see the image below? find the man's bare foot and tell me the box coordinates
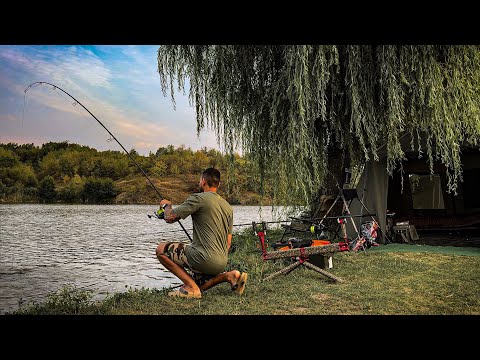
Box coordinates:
[168,286,202,298]
[231,272,248,295]
[227,270,241,287]
[182,284,202,298]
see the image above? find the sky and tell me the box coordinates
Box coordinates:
[0,45,220,155]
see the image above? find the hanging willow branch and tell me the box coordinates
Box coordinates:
[157,45,480,206]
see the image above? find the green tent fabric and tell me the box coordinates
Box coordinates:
[342,131,480,243]
[344,132,414,243]
[345,159,389,243]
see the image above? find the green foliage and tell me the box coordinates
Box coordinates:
[22,186,38,200]
[91,156,129,179]
[0,180,6,197]
[14,285,95,315]
[0,141,267,204]
[0,162,38,190]
[38,152,61,180]
[157,45,480,206]
[38,175,56,203]
[0,143,41,166]
[58,175,84,203]
[151,159,168,176]
[0,148,38,200]
[82,177,119,203]
[38,141,71,157]
[0,147,20,168]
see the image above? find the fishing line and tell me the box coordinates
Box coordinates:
[24,81,192,241]
[22,83,42,138]
[22,91,26,130]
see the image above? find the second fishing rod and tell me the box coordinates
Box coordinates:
[25,81,192,241]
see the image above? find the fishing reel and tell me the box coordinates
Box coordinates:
[148,204,168,220]
[309,223,326,234]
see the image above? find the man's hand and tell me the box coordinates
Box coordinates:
[160,199,172,207]
[159,199,180,223]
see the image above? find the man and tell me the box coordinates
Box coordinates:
[155,167,248,299]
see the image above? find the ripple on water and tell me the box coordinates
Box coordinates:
[0,203,297,313]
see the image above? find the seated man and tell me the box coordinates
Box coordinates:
[155,167,248,298]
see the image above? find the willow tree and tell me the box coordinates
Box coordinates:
[157,45,480,214]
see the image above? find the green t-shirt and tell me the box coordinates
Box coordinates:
[173,191,233,274]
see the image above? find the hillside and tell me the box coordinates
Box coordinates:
[113,174,270,205]
[0,142,275,206]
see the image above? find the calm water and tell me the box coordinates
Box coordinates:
[0,204,297,314]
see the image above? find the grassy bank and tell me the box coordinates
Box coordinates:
[11,229,480,315]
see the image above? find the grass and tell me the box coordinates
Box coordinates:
[10,229,480,315]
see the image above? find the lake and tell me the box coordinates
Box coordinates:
[0,203,299,314]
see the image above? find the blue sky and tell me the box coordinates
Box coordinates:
[0,45,219,155]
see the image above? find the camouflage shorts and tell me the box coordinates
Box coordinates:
[161,242,217,287]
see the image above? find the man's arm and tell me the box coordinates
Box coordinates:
[160,200,181,223]
[227,233,232,251]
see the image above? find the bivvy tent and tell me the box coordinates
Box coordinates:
[345,133,480,243]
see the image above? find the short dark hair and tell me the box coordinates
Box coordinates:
[202,167,220,187]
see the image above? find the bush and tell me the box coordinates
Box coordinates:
[82,177,119,203]
[38,176,56,203]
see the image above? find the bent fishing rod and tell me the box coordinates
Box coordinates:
[24,81,192,241]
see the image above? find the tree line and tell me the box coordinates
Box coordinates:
[0,141,272,205]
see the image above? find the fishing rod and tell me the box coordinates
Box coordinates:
[24,81,192,242]
[148,219,291,233]
[233,220,290,227]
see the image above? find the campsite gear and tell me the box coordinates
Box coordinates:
[270,237,313,250]
[361,221,380,247]
[315,188,387,252]
[252,222,346,283]
[345,136,480,242]
[24,82,192,242]
[336,217,366,252]
[271,237,334,268]
[278,217,327,243]
[344,167,352,185]
[392,224,419,243]
[386,211,396,241]
[253,221,269,254]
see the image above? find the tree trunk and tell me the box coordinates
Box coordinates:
[310,146,351,219]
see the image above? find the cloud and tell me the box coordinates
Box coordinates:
[61,46,113,88]
[0,114,16,122]
[114,118,170,140]
[0,46,112,90]
[116,45,160,88]
[0,45,223,155]
[0,134,51,145]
